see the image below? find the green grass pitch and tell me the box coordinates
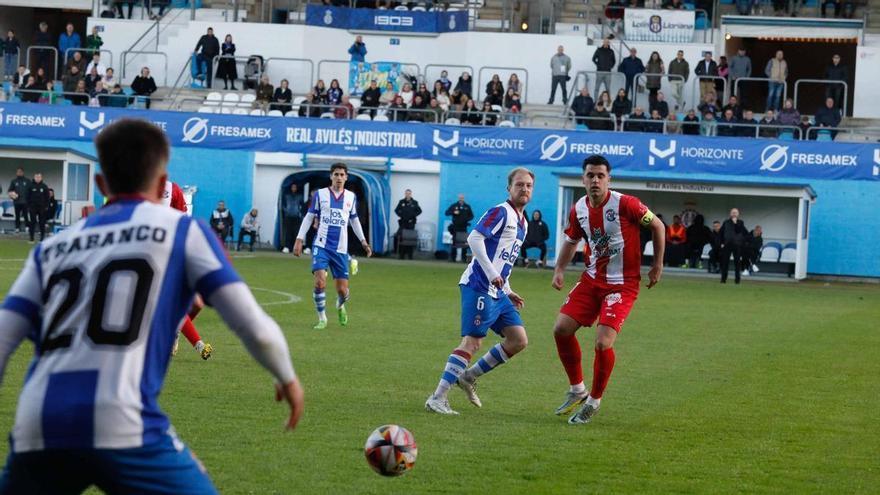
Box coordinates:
[0,240,877,494]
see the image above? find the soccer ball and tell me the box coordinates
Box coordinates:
[364,424,417,477]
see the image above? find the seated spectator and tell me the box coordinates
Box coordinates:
[700,112,716,136]
[313,79,328,104]
[62,64,83,94]
[814,97,841,135]
[666,215,688,267]
[416,83,431,106]
[588,102,614,130]
[450,89,464,107]
[335,95,354,119]
[454,72,473,99]
[427,98,444,123]
[379,82,396,106]
[666,113,680,134]
[777,98,800,127]
[85,52,106,77]
[435,70,452,93]
[237,208,260,252]
[34,67,47,87]
[485,74,504,106]
[297,91,322,118]
[102,68,117,91]
[626,106,647,132]
[681,109,700,135]
[255,75,274,109]
[650,91,669,119]
[432,80,445,99]
[739,109,758,137]
[399,83,414,106]
[520,210,549,267]
[571,87,595,126]
[66,51,86,76]
[360,80,381,116]
[697,92,719,118]
[508,74,522,95]
[12,65,29,88]
[722,95,743,120]
[131,66,157,109]
[69,79,89,105]
[385,95,406,122]
[646,109,664,133]
[436,89,451,111]
[91,81,108,104]
[210,201,233,242]
[481,100,498,126]
[686,214,711,269]
[742,225,763,274]
[716,109,739,137]
[327,79,343,106]
[19,76,40,103]
[597,90,612,111]
[102,83,128,107]
[271,78,293,114]
[460,99,482,125]
[506,92,522,115]
[611,89,632,123]
[409,95,428,122]
[799,115,812,140]
[38,81,57,104]
[758,110,779,138]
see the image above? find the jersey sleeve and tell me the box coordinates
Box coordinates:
[349,195,358,219]
[563,205,585,243]
[170,183,187,213]
[307,191,320,215]
[0,246,43,330]
[474,206,506,238]
[185,218,242,299]
[622,195,654,228]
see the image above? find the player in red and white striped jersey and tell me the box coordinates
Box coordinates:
[551,155,666,425]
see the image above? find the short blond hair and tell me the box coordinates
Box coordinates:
[507,167,535,186]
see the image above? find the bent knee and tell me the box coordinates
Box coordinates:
[506,337,528,355]
[594,338,615,351]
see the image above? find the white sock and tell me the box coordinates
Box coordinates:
[195,341,205,352]
[570,382,586,394]
[586,395,601,408]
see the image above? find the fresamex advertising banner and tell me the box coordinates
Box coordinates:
[348,61,404,97]
[306,5,468,33]
[624,8,695,42]
[1,103,878,182]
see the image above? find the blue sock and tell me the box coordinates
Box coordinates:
[467,343,510,378]
[313,288,326,319]
[432,350,471,399]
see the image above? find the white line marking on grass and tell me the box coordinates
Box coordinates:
[252,287,302,306]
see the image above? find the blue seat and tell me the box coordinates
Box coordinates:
[779,130,795,140]
[816,129,833,141]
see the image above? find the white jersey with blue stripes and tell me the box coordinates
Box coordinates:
[307,188,358,254]
[2,198,239,453]
[459,201,527,299]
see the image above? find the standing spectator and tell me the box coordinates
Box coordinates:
[521,210,549,267]
[686,214,711,269]
[644,51,664,108]
[348,35,367,62]
[824,54,847,110]
[131,66,157,109]
[758,109,780,138]
[485,74,504,106]
[667,50,689,111]
[194,27,220,88]
[764,50,787,111]
[694,51,718,102]
[738,109,758,137]
[548,45,572,105]
[445,194,474,262]
[327,79,343,106]
[716,109,739,137]
[742,225,763,275]
[62,64,83,94]
[237,208,260,252]
[394,189,422,260]
[85,52,106,77]
[715,56,729,104]
[25,173,50,243]
[114,0,134,18]
[665,215,687,267]
[33,22,52,76]
[777,98,800,127]
[592,38,616,97]
[507,73,522,95]
[435,70,452,93]
[210,200,233,243]
[281,183,304,253]
[617,48,644,99]
[3,30,20,81]
[728,48,752,97]
[8,168,30,232]
[651,91,670,118]
[216,34,238,90]
[360,80,381,117]
[611,88,632,123]
[46,188,59,228]
[454,71,473,99]
[255,74,274,110]
[681,109,700,135]
[571,87,595,126]
[707,220,722,273]
[149,0,171,19]
[722,95,743,120]
[58,23,81,77]
[66,50,86,76]
[588,101,613,130]
[814,97,841,137]
[719,208,747,284]
[85,26,103,52]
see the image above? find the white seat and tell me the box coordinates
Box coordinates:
[779,247,797,263]
[205,92,222,105]
[320,112,335,119]
[701,243,712,260]
[349,97,362,110]
[285,112,299,117]
[222,93,240,106]
[267,110,283,117]
[293,96,307,105]
[355,113,373,121]
[643,241,654,257]
[197,106,215,113]
[394,5,409,9]
[411,5,426,10]
[249,109,264,116]
[760,246,781,263]
[232,108,248,115]
[373,115,389,122]
[444,118,461,125]
[219,107,233,114]
[491,104,503,112]
[239,93,256,106]
[498,120,515,127]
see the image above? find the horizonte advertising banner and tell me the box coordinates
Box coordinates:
[1,103,878,181]
[624,8,695,42]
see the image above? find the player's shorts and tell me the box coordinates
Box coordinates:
[0,434,217,495]
[459,285,524,338]
[311,246,349,280]
[559,274,639,332]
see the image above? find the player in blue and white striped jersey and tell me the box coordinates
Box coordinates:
[293,163,372,330]
[0,119,304,495]
[425,168,534,416]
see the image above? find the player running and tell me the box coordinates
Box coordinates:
[294,163,372,329]
[163,179,213,360]
[425,167,533,415]
[0,119,304,494]
[552,155,665,425]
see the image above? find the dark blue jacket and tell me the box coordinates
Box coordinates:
[617,56,645,83]
[348,42,367,62]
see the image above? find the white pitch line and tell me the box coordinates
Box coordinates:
[251,287,302,306]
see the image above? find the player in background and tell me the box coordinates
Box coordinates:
[163,180,213,360]
[0,119,304,494]
[552,155,665,425]
[425,168,533,415]
[293,163,372,329]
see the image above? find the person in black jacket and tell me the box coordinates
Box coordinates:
[453,72,473,99]
[681,109,700,135]
[131,67,157,109]
[46,188,59,229]
[394,189,422,260]
[592,38,616,96]
[193,27,220,88]
[707,220,722,273]
[694,52,718,102]
[216,34,237,90]
[571,87,595,126]
[824,56,847,110]
[521,209,550,267]
[814,97,841,138]
[686,214,711,268]
[359,80,381,117]
[281,182,304,253]
[25,173,50,243]
[8,168,30,232]
[719,208,748,284]
[445,194,474,262]
[210,200,233,243]
[742,225,763,274]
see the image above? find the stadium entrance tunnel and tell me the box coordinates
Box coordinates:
[274,168,390,256]
[554,175,816,279]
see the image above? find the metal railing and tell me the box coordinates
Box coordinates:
[443,108,517,126]
[793,79,848,117]
[632,73,686,113]
[423,64,475,91]
[566,70,627,115]
[554,112,618,131]
[12,87,162,108]
[477,66,528,103]
[121,51,169,86]
[375,107,442,123]
[64,48,114,70]
[25,46,59,80]
[692,74,728,106]
[734,77,787,112]
[262,57,316,93]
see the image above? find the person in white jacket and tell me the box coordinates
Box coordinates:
[237,208,260,251]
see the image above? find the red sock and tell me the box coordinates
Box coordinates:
[554,333,583,385]
[180,316,201,347]
[590,347,616,399]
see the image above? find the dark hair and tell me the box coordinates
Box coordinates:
[95,119,169,195]
[330,162,348,174]
[582,154,611,172]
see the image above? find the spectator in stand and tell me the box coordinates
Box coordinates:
[348,35,367,62]
[298,91,322,118]
[506,92,522,120]
[255,74,274,110]
[90,81,107,105]
[571,87,595,126]
[313,79,328,106]
[388,95,408,122]
[697,91,719,118]
[719,208,747,284]
[758,109,779,138]
[777,98,800,128]
[85,52,106,77]
[651,90,670,118]
[103,67,117,87]
[25,173,51,243]
[427,98,444,123]
[66,51,87,77]
[12,65,28,88]
[194,27,220,88]
[666,113,680,134]
[815,97,841,137]
[695,51,718,102]
[460,98,481,125]
[728,48,751,97]
[360,80,381,117]
[69,79,89,105]
[33,22,52,76]
[454,71,473,99]
[62,64,83,94]
[824,54,847,110]
[58,23,81,77]
[398,82,414,106]
[416,82,431,106]
[481,100,498,126]
[598,90,612,110]
[19,76,39,103]
[508,74,522,95]
[646,110,664,133]
[716,109,739,137]
[821,0,846,17]
[503,88,518,110]
[548,45,572,105]
[666,215,687,267]
[764,50,787,111]
[271,78,292,114]
[85,27,103,52]
[722,95,743,120]
[617,47,644,99]
[131,66,157,109]
[149,0,171,19]
[46,188,59,228]
[435,70,452,93]
[104,83,128,108]
[739,109,758,137]
[686,214,710,269]
[39,81,57,104]
[335,95,354,119]
[626,106,647,132]
[445,194,474,262]
[84,65,100,94]
[379,81,395,106]
[394,189,422,260]
[114,0,134,18]
[216,34,238,90]
[716,56,728,104]
[742,225,763,275]
[645,51,664,108]
[432,80,445,99]
[3,30,20,81]
[437,88,451,111]
[34,67,47,87]
[664,0,686,8]
[611,88,632,124]
[681,109,700,135]
[700,112,717,136]
[327,79,343,106]
[592,38,616,97]
[799,115,812,139]
[589,101,613,130]
[210,201,233,243]
[281,183,304,253]
[410,95,429,122]
[667,50,689,111]
[485,74,504,106]
[236,208,260,252]
[521,210,550,267]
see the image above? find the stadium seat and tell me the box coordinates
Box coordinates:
[205,92,222,106]
[267,110,284,116]
[701,243,712,260]
[444,118,461,125]
[320,112,335,119]
[394,5,409,9]
[1,200,13,218]
[411,5,426,10]
[779,243,797,263]
[491,104,503,113]
[349,97,362,111]
[760,242,783,262]
[284,112,298,117]
[498,120,515,128]
[222,93,240,106]
[779,130,795,140]
[355,113,373,121]
[373,115,389,122]
[219,107,233,114]
[816,130,833,142]
[197,106,215,113]
[643,241,654,257]
[233,108,248,115]
[249,109,264,116]
[240,93,256,107]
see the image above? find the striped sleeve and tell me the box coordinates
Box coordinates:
[185,218,242,299]
[563,205,585,243]
[307,191,321,215]
[474,206,506,238]
[622,195,653,228]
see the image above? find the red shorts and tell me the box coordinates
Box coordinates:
[559,274,639,332]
